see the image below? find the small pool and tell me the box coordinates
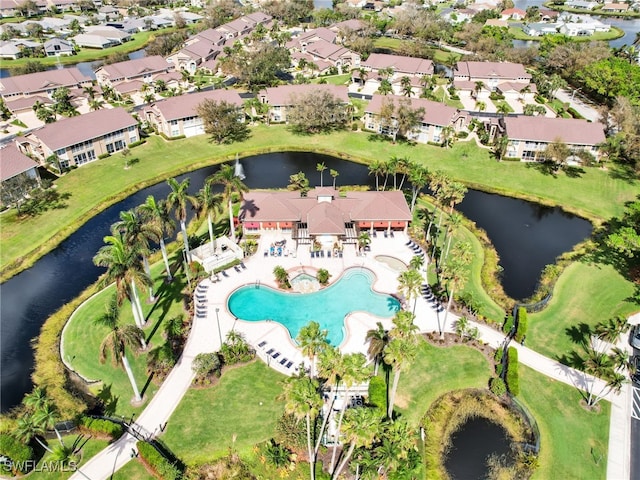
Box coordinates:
[227,268,400,346]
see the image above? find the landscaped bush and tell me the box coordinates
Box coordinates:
[494,348,503,363]
[137,441,182,480]
[128,139,146,148]
[489,92,504,101]
[220,332,254,365]
[567,107,584,120]
[261,438,291,467]
[79,416,124,439]
[274,413,308,451]
[534,94,546,104]
[192,352,222,385]
[316,268,330,285]
[490,377,507,396]
[506,347,520,396]
[0,433,34,474]
[368,376,386,417]
[98,153,110,159]
[503,314,514,334]
[515,307,528,344]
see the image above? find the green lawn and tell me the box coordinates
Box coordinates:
[527,261,638,362]
[372,37,459,64]
[395,340,494,426]
[518,365,609,479]
[162,361,286,465]
[508,26,625,42]
[111,459,154,480]
[4,125,636,280]
[28,434,110,480]
[311,73,351,85]
[62,261,188,418]
[2,29,175,70]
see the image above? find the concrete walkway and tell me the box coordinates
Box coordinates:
[71,233,632,480]
[554,88,602,123]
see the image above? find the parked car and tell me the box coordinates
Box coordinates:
[630,325,640,349]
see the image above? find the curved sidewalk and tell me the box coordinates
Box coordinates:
[71,235,631,480]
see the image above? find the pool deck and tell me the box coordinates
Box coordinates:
[195,231,446,376]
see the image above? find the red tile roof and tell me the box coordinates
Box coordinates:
[29,107,137,151]
[1,143,39,181]
[0,67,91,97]
[366,94,459,127]
[504,116,606,145]
[149,89,243,122]
[362,53,434,76]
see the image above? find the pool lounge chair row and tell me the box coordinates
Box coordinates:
[406,239,425,258]
[310,250,343,258]
[421,284,445,313]
[261,343,295,370]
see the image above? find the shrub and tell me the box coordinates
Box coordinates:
[368,376,386,417]
[494,348,503,363]
[515,307,528,344]
[0,434,34,473]
[262,438,291,467]
[490,377,506,396]
[192,352,222,382]
[489,92,504,101]
[79,416,124,439]
[502,315,514,334]
[316,268,331,285]
[98,153,110,159]
[274,413,307,451]
[137,441,181,480]
[128,139,146,148]
[220,332,254,365]
[567,107,584,120]
[534,94,546,104]
[495,363,503,377]
[456,131,469,139]
[506,347,520,396]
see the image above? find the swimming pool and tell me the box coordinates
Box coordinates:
[227,268,400,346]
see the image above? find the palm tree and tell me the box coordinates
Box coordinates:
[23,386,49,411]
[297,321,329,378]
[474,81,484,98]
[332,407,379,479]
[96,292,145,402]
[89,99,104,111]
[439,260,466,339]
[328,353,368,474]
[440,125,455,148]
[196,182,224,248]
[281,376,322,480]
[397,268,422,314]
[475,100,486,112]
[400,76,412,97]
[377,79,392,96]
[93,233,151,328]
[384,337,418,420]
[208,164,249,243]
[316,346,343,453]
[593,316,630,353]
[440,212,463,267]
[138,195,175,282]
[407,163,429,213]
[365,322,389,375]
[368,159,385,191]
[357,231,371,254]
[442,180,467,214]
[166,177,198,262]
[112,209,160,302]
[496,102,511,115]
[316,162,327,187]
[390,310,419,341]
[14,416,51,452]
[330,169,339,189]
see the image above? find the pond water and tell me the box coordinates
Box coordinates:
[0,152,591,411]
[445,416,513,480]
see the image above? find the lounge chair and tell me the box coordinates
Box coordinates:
[285,361,294,369]
[240,262,247,269]
[272,352,281,359]
[264,250,268,257]
[234,265,242,273]
[338,251,343,258]
[372,230,377,237]
[390,231,395,238]
[320,250,325,258]
[258,341,267,348]
[327,250,331,258]
[384,230,388,238]
[222,270,229,277]
[405,240,412,246]
[280,357,288,365]
[266,348,275,355]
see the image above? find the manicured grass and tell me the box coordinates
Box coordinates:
[527,261,638,362]
[311,73,351,85]
[508,26,625,42]
[111,458,154,480]
[518,365,609,479]
[162,361,286,465]
[372,37,459,64]
[4,125,636,279]
[395,339,494,426]
[28,434,110,480]
[434,86,464,109]
[62,261,187,418]
[493,99,514,113]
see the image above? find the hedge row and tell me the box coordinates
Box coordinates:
[515,307,528,344]
[503,314,514,334]
[79,416,123,440]
[506,347,520,396]
[137,441,182,480]
[0,434,34,473]
[368,375,386,418]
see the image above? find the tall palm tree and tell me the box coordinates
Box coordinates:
[281,376,322,480]
[390,310,419,341]
[166,177,198,262]
[96,292,145,402]
[208,164,249,243]
[23,386,48,411]
[14,416,51,453]
[357,231,371,254]
[328,353,368,474]
[593,316,630,353]
[442,180,467,214]
[89,99,105,111]
[440,212,463,267]
[439,259,466,339]
[112,209,160,302]
[196,182,224,248]
[138,195,175,282]
[316,162,327,187]
[400,76,413,97]
[93,233,150,328]
[384,337,418,420]
[368,159,385,191]
[409,254,425,274]
[330,169,339,189]
[377,79,392,96]
[316,346,343,454]
[332,407,379,479]
[365,322,389,375]
[297,321,329,378]
[397,269,422,314]
[408,163,429,213]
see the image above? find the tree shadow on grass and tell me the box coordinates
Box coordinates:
[607,162,638,184]
[565,322,592,347]
[140,372,154,398]
[96,383,119,416]
[563,165,585,178]
[144,273,187,345]
[556,350,586,370]
[525,161,558,177]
